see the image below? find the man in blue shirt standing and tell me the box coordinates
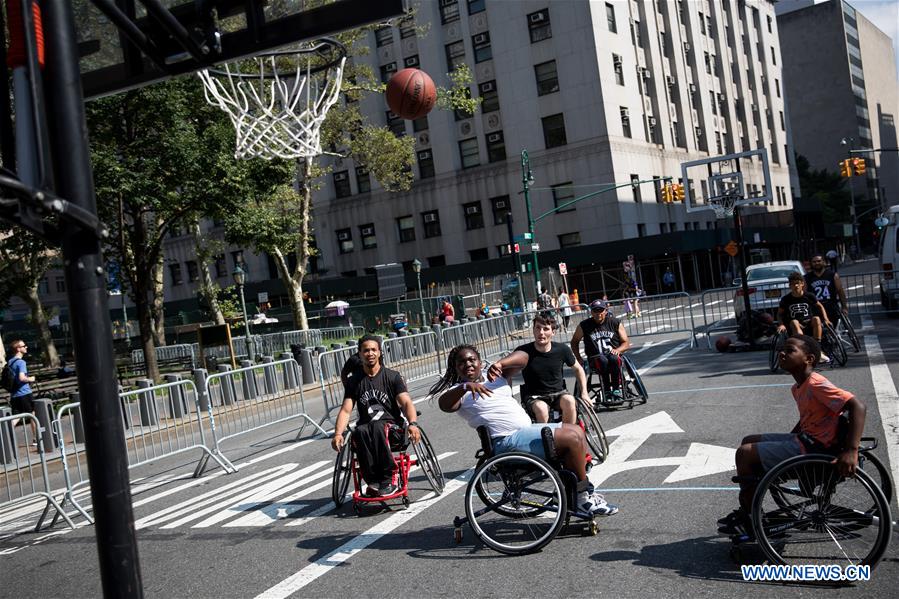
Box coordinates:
[7,340,37,444]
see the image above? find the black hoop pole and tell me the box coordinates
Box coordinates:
[41,1,144,597]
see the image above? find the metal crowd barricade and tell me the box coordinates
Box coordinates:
[0,412,74,531]
[321,326,363,342]
[838,270,891,319]
[382,330,442,383]
[131,343,197,369]
[698,286,741,348]
[316,345,359,427]
[601,291,697,347]
[204,358,327,459]
[438,315,510,362]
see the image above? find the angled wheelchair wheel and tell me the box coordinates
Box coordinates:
[466,452,566,555]
[751,455,892,569]
[838,315,861,353]
[822,324,847,367]
[412,426,445,495]
[621,355,647,405]
[331,439,353,507]
[576,398,609,464]
[860,452,894,507]
[769,330,787,373]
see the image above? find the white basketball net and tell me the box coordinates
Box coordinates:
[709,194,738,218]
[198,51,346,160]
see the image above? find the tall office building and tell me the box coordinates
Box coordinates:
[778,0,899,210]
[314,0,795,278]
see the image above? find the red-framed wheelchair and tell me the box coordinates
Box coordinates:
[331,423,444,514]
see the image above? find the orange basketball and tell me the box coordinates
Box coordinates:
[386,68,437,120]
[715,336,732,353]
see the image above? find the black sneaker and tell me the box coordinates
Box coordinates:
[379,482,399,497]
[717,509,746,527]
[717,510,750,535]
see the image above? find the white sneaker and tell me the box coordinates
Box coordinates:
[577,491,619,516]
[819,354,831,364]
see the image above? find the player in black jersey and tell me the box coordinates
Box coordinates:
[805,254,849,325]
[570,299,631,402]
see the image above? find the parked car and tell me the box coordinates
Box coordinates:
[733,260,805,320]
[878,204,899,315]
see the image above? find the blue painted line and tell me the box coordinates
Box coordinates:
[651,383,793,395]
[599,487,738,492]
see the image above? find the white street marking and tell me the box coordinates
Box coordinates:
[637,341,691,376]
[864,335,899,511]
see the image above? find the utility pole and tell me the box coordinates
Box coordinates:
[520,150,539,294]
[505,212,526,311]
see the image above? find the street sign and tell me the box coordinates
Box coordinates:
[257,292,269,304]
[513,233,534,242]
[531,243,540,252]
[558,262,567,275]
[724,240,739,257]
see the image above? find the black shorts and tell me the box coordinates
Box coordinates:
[11,393,35,414]
[522,390,569,415]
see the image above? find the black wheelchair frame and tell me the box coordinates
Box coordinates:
[584,352,648,410]
[520,385,610,464]
[769,321,848,373]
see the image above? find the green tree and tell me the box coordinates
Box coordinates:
[795,153,854,224]
[0,229,60,367]
[87,78,291,380]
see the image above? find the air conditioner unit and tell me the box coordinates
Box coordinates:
[751,104,758,112]
[717,92,725,102]
[695,127,703,137]
[683,42,691,52]
[688,83,697,93]
[473,33,488,45]
[648,116,657,127]
[487,132,503,143]
[495,200,507,209]
[620,107,630,118]
[355,166,368,175]
[641,67,651,79]
[424,213,437,223]
[765,108,771,117]
[384,63,397,72]
[334,172,347,181]
[465,206,480,215]
[404,55,419,67]
[338,231,350,241]
[530,11,546,23]
[613,56,623,67]
[480,81,495,93]
[361,226,374,236]
[666,75,675,86]
[418,150,432,160]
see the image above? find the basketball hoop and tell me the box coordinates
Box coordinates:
[198,39,347,160]
[708,194,739,219]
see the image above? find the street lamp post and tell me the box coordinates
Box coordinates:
[841,137,864,257]
[412,258,426,327]
[520,150,539,296]
[232,265,255,362]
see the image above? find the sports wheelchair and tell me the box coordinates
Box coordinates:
[452,426,601,555]
[728,430,894,568]
[583,352,648,410]
[768,321,847,373]
[520,384,609,464]
[331,422,444,514]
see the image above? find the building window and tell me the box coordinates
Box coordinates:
[630,174,642,202]
[463,201,484,229]
[397,215,416,243]
[528,9,552,43]
[380,62,397,83]
[336,229,354,253]
[620,107,631,138]
[534,60,559,96]
[375,27,392,47]
[340,270,356,278]
[659,223,668,234]
[454,87,473,121]
[770,46,776,65]
[558,232,581,248]
[55,276,66,293]
[38,277,49,294]
[422,210,441,238]
[779,111,785,131]
[459,138,480,168]
[479,80,499,113]
[698,12,706,34]
[613,54,624,85]
[215,254,227,278]
[445,40,466,71]
[497,244,512,257]
[403,54,420,69]
[469,248,489,261]
[386,110,405,137]
[631,20,642,47]
[440,0,460,24]
[767,15,772,33]
[412,115,429,132]
[333,170,351,198]
[467,0,485,15]
[637,223,646,237]
[486,131,506,163]
[606,3,617,32]
[356,166,371,194]
[541,113,567,148]
[399,18,416,39]
[491,195,511,224]
[472,32,492,63]
[169,263,183,286]
[418,149,435,179]
[704,52,711,75]
[670,222,678,232]
[775,78,780,98]
[552,182,575,213]
[359,223,377,249]
[231,250,244,269]
[186,260,199,283]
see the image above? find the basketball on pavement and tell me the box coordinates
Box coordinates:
[715,336,732,353]
[386,68,437,120]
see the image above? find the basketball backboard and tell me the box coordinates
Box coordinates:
[680,148,773,216]
[74,0,405,99]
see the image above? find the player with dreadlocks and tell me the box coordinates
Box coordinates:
[431,344,619,516]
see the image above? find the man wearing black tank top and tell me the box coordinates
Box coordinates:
[570,299,631,402]
[805,254,848,325]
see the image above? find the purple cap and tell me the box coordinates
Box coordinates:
[589,299,609,311]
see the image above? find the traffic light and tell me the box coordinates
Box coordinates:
[513,243,520,253]
[839,159,852,178]
[662,184,673,203]
[673,183,685,202]
[853,157,867,176]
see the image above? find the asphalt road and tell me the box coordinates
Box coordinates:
[2,312,898,598]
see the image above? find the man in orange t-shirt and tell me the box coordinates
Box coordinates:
[718,334,866,537]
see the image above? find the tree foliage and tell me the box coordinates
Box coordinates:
[795,153,853,224]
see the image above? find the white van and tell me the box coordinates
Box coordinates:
[878,204,899,312]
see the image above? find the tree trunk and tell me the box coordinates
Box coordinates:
[192,220,225,325]
[21,282,60,367]
[273,250,307,330]
[151,253,166,346]
[135,290,160,382]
